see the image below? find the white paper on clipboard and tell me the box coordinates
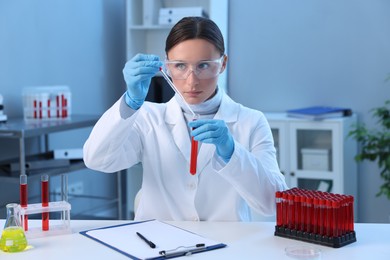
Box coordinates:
[80,219,226,259]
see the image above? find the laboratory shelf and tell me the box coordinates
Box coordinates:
[0,114,99,177]
[0,159,86,183]
[0,114,125,220]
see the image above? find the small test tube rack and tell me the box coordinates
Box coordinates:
[19,174,71,239]
[274,187,356,248]
[19,201,71,239]
[22,86,71,121]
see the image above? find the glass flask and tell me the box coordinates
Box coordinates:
[0,203,28,252]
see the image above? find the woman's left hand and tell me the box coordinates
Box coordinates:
[189,119,234,162]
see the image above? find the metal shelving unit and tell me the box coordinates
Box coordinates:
[0,114,124,219]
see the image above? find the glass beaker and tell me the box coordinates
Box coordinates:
[0,203,28,252]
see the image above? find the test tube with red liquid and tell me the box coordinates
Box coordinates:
[190,135,198,174]
[41,174,49,231]
[190,115,199,175]
[275,191,283,227]
[20,175,28,231]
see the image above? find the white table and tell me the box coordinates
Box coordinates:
[0,220,389,259]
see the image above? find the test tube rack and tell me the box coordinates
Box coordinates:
[19,201,71,239]
[274,188,357,248]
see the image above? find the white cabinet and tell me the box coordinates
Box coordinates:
[265,112,358,200]
[126,0,229,91]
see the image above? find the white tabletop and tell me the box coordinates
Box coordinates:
[0,220,389,260]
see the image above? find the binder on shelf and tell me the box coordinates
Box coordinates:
[287,106,352,120]
[158,7,208,25]
[80,219,226,259]
[159,7,207,17]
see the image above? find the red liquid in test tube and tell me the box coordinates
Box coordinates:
[306,197,313,233]
[282,192,288,228]
[276,192,283,226]
[332,199,340,237]
[56,95,60,118]
[349,196,354,232]
[190,122,198,175]
[41,174,49,231]
[300,195,306,232]
[288,194,295,229]
[20,175,28,231]
[33,99,37,119]
[294,194,301,230]
[47,99,51,118]
[326,199,333,237]
[189,115,199,175]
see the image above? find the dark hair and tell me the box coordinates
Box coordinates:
[165,17,225,56]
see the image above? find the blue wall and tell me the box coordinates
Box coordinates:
[1,0,389,222]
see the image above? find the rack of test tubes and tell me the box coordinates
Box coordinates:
[19,174,72,239]
[274,188,356,248]
[22,86,71,121]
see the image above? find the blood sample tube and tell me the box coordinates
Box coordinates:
[332,199,340,237]
[339,195,346,235]
[282,192,288,228]
[306,197,313,233]
[190,135,198,175]
[300,195,306,232]
[276,191,283,227]
[20,175,28,231]
[288,194,295,230]
[41,174,49,231]
[348,195,354,232]
[312,197,319,234]
[294,193,301,231]
[318,198,326,236]
[326,198,333,237]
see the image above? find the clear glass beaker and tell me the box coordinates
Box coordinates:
[0,203,28,252]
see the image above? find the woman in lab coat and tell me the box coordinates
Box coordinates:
[83,17,287,221]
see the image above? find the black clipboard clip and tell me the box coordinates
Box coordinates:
[159,243,206,258]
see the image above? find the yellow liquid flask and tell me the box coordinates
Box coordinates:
[0,203,28,252]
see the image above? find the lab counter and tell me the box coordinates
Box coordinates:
[0,220,389,259]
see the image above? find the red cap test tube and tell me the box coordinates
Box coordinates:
[20,175,28,231]
[41,174,49,231]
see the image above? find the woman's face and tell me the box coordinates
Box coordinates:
[166,39,227,105]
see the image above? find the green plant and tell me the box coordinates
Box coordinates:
[349,99,390,199]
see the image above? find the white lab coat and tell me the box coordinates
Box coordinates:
[83,92,287,221]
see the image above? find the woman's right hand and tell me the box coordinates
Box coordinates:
[123,53,162,109]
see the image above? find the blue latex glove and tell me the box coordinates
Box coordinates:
[189,119,234,163]
[123,54,162,109]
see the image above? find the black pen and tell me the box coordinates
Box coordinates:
[136,232,156,249]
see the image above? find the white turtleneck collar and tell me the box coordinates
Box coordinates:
[174,87,223,122]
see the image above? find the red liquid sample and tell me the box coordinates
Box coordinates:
[20,183,28,231]
[41,177,49,231]
[288,194,294,229]
[276,192,283,226]
[190,137,198,175]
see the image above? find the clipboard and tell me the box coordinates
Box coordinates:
[80,219,227,259]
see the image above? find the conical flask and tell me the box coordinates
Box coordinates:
[0,203,28,252]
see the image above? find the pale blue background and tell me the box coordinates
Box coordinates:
[0,0,389,222]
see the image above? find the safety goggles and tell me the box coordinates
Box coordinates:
[164,56,224,80]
